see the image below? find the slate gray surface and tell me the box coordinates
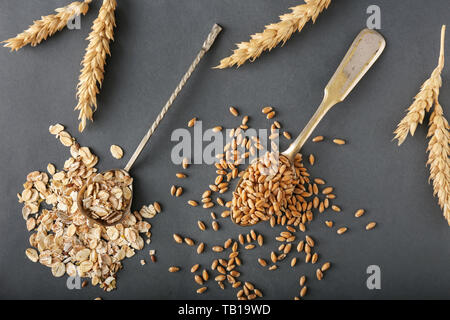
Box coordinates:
[0,0,449,300]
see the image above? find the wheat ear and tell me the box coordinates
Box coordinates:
[2,1,92,51]
[75,0,116,132]
[426,102,450,225]
[215,0,331,69]
[393,25,446,145]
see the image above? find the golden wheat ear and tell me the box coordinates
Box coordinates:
[393,25,446,145]
[426,102,450,225]
[214,0,331,69]
[75,0,116,132]
[2,1,92,51]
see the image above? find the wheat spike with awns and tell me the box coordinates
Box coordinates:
[425,28,450,226]
[215,0,331,69]
[75,0,117,132]
[426,102,450,225]
[2,0,92,51]
[393,26,446,145]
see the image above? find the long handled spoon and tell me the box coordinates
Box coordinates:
[77,24,222,227]
[232,28,386,226]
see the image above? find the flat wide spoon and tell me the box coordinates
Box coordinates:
[282,28,386,162]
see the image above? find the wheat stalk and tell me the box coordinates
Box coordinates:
[393,25,446,145]
[426,102,450,225]
[2,0,92,51]
[394,25,450,225]
[215,0,331,69]
[75,0,116,132]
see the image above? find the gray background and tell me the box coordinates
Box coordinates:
[0,0,449,300]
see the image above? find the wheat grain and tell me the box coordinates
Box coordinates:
[394,26,446,145]
[337,227,347,235]
[332,138,346,145]
[300,286,307,297]
[188,117,197,127]
[258,258,267,267]
[426,102,450,225]
[191,264,200,273]
[2,1,91,51]
[321,262,331,272]
[169,266,180,272]
[173,234,183,244]
[197,287,207,294]
[229,107,239,117]
[283,131,292,139]
[75,0,117,132]
[262,106,273,114]
[365,222,377,230]
[215,0,331,69]
[354,209,365,218]
[331,205,341,212]
[184,237,195,246]
[316,268,323,280]
[266,111,276,119]
[312,135,324,142]
[188,200,198,207]
[153,202,162,213]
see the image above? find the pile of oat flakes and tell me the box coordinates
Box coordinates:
[18,124,160,291]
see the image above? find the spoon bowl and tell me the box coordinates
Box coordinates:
[77,169,133,227]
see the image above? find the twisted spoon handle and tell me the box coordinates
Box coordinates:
[125,24,222,172]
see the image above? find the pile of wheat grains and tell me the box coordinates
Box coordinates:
[169,106,376,300]
[231,153,299,226]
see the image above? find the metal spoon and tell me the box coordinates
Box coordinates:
[232,28,386,226]
[77,24,222,227]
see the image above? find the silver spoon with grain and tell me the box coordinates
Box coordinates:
[77,24,222,227]
[231,29,386,226]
